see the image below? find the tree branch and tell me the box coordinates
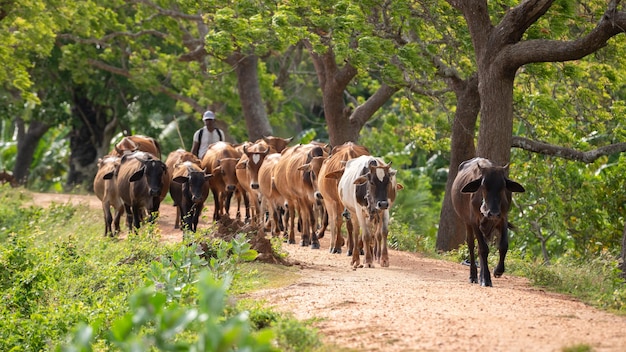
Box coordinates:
[350,83,399,126]
[504,3,626,69]
[511,136,626,163]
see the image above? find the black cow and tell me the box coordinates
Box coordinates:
[117,151,170,231]
[171,161,212,232]
[451,157,525,287]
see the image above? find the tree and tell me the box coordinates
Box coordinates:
[436,0,626,252]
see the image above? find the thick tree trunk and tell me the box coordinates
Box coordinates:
[13,117,50,185]
[436,75,480,251]
[476,68,515,165]
[232,54,273,142]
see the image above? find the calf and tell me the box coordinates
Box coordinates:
[338,155,401,268]
[93,155,124,237]
[117,151,169,231]
[451,157,525,287]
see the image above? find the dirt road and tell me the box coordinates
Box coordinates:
[30,192,626,351]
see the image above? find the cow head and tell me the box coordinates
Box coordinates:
[460,164,525,220]
[354,159,398,214]
[215,157,240,193]
[241,144,269,190]
[130,158,168,197]
[173,162,212,203]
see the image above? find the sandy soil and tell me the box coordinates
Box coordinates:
[28,192,626,352]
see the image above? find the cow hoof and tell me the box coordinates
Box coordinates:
[334,248,342,254]
[288,239,296,244]
[310,242,320,250]
[469,277,478,284]
[299,241,308,247]
[347,250,352,256]
[365,263,374,268]
[380,261,389,268]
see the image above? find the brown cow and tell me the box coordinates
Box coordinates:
[257,135,293,153]
[111,135,162,159]
[236,142,270,224]
[318,142,370,254]
[273,143,327,248]
[258,153,286,237]
[201,141,244,221]
[165,149,210,231]
[117,151,170,231]
[93,155,124,237]
[451,157,525,287]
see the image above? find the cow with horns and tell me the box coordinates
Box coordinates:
[451,157,525,287]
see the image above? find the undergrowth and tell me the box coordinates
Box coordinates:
[0,186,323,351]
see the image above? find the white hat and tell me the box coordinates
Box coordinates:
[202,111,215,120]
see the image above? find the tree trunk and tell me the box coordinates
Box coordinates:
[476,68,515,165]
[436,75,480,251]
[621,221,626,279]
[232,54,273,142]
[13,117,50,185]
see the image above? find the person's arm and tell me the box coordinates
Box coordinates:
[191,141,200,157]
[191,130,200,156]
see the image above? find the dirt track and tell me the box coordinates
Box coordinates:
[31,192,626,351]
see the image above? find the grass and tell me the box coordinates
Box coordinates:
[0,185,325,351]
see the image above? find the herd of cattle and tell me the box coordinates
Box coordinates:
[93,134,525,285]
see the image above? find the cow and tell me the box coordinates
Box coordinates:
[165,149,211,231]
[273,143,327,248]
[451,157,525,287]
[258,152,286,238]
[338,155,402,269]
[201,141,244,221]
[318,142,370,254]
[236,142,270,224]
[116,151,170,231]
[93,155,124,237]
[0,169,18,187]
[257,135,293,153]
[111,134,162,159]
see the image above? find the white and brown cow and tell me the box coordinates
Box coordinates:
[93,155,124,237]
[338,155,402,269]
[451,157,525,287]
[318,142,370,254]
[236,142,270,224]
[166,149,211,232]
[117,151,170,231]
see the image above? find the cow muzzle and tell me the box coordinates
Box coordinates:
[149,188,161,196]
[377,200,389,210]
[251,183,259,190]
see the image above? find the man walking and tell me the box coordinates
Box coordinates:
[191,110,225,159]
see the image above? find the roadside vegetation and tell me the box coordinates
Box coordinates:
[0,185,325,351]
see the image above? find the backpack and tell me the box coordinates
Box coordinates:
[198,127,224,143]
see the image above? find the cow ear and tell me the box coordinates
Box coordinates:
[236,160,247,169]
[173,175,189,184]
[103,171,115,180]
[129,167,145,182]
[353,176,368,185]
[461,178,481,193]
[325,169,344,179]
[298,163,311,172]
[506,179,525,193]
[396,183,404,191]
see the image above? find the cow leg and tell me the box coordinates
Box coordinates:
[476,232,492,287]
[124,204,133,232]
[343,208,354,256]
[379,212,390,267]
[307,205,320,249]
[211,189,220,221]
[174,206,181,229]
[350,218,362,269]
[103,201,113,237]
[285,202,296,244]
[467,224,478,284]
[113,205,124,236]
[132,205,142,230]
[494,224,509,278]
